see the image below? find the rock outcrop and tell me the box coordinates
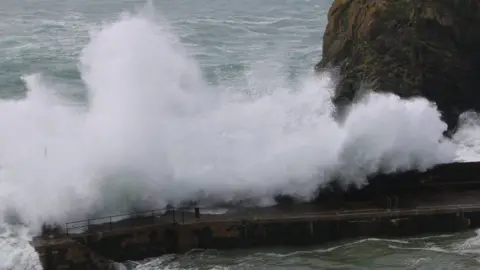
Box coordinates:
[316,0,480,132]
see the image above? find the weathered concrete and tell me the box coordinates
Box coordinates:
[32,161,480,269]
[34,191,480,269]
[33,236,112,270]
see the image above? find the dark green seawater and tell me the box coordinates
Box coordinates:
[1,0,480,269]
[124,232,480,269]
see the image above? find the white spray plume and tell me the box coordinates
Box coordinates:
[0,9,456,231]
[452,111,480,162]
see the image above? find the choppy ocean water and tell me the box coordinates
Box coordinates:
[2,0,480,269]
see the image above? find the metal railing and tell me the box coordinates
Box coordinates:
[65,206,200,236]
[62,203,480,236]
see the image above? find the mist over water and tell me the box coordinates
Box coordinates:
[0,8,459,234]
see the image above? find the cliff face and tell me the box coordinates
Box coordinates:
[317,0,480,131]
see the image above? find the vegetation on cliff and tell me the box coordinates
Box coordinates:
[317,0,480,131]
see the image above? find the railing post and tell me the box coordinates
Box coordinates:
[172,208,176,224]
[87,219,90,230]
[151,210,155,224]
[109,216,112,231]
[182,210,185,224]
[392,196,399,209]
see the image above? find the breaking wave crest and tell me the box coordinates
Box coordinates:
[0,7,459,234]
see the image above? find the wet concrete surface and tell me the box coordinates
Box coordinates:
[58,189,480,238]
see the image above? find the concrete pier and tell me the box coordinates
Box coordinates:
[33,192,480,269]
[31,161,480,270]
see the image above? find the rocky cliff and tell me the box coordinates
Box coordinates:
[316,0,480,132]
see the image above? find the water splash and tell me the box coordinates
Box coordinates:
[453,112,480,162]
[0,8,456,232]
[0,225,41,270]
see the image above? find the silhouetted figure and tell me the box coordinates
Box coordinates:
[194,207,200,219]
[41,223,62,238]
